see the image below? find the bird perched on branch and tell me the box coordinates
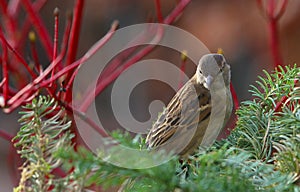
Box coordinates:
[146,54,232,158]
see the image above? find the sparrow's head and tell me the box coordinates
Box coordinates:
[196,54,231,89]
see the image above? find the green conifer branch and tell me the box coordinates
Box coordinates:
[13,96,73,192]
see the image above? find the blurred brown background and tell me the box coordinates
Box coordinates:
[1,0,300,191]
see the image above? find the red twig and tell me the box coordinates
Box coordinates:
[0,30,37,79]
[154,0,163,23]
[16,0,47,52]
[230,83,239,110]
[21,0,53,59]
[62,21,119,100]
[7,0,21,17]
[29,20,117,94]
[257,0,288,68]
[267,0,283,68]
[57,11,73,71]
[163,0,191,24]
[0,129,14,141]
[0,0,17,39]
[50,8,60,88]
[49,92,108,137]
[275,0,288,20]
[256,0,289,112]
[40,58,81,88]
[97,24,153,83]
[65,0,84,66]
[29,32,41,74]
[1,37,8,106]
[79,0,191,112]
[64,0,85,103]
[7,54,65,107]
[80,26,164,112]
[0,0,8,13]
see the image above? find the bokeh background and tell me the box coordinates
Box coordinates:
[1,0,300,191]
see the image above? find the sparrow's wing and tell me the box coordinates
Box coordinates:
[146,75,211,149]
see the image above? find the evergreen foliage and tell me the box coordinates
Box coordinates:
[13,96,73,192]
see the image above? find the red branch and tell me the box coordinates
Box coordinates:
[0,30,37,79]
[21,0,53,59]
[63,21,119,98]
[0,37,8,106]
[65,0,84,66]
[29,32,41,73]
[163,0,191,24]
[267,0,283,68]
[155,0,163,23]
[57,12,73,71]
[16,0,47,52]
[64,0,85,103]
[0,129,13,141]
[79,27,164,112]
[50,8,60,88]
[230,83,239,110]
[79,0,191,112]
[256,0,289,112]
[257,0,288,68]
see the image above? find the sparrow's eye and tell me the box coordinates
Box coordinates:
[219,61,226,73]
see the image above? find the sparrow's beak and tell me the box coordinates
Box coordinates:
[205,75,214,89]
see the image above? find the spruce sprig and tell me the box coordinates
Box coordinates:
[13,96,73,192]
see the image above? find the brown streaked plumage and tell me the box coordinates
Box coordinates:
[146,54,232,157]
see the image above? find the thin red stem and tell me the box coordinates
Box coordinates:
[155,0,163,23]
[7,0,21,17]
[50,8,60,87]
[50,92,108,137]
[15,0,47,52]
[57,13,73,99]
[267,0,283,67]
[63,0,85,101]
[64,0,85,104]
[66,0,84,66]
[275,0,288,20]
[0,0,7,13]
[63,21,118,100]
[163,0,191,24]
[79,0,191,111]
[0,30,37,79]
[80,27,164,112]
[98,25,151,82]
[230,83,239,110]
[40,58,82,87]
[57,11,73,71]
[7,54,65,106]
[1,38,9,106]
[21,0,53,59]
[70,107,109,137]
[0,129,14,141]
[269,18,282,67]
[0,78,5,88]
[29,32,41,73]
[0,0,17,38]
[7,21,117,108]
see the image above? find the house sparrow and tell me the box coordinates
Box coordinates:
[146,54,232,158]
